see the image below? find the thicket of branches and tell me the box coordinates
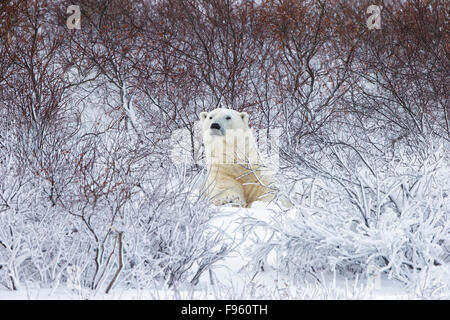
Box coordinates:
[0,0,448,293]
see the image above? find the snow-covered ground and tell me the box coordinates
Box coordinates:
[0,278,411,300]
[1,203,448,300]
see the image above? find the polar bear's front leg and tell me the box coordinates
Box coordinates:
[212,190,246,207]
[208,177,246,207]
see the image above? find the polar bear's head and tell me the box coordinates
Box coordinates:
[199,108,249,137]
[200,108,259,165]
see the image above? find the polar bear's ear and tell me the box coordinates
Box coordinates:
[240,112,249,127]
[200,112,208,122]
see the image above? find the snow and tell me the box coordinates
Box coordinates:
[2,202,447,300]
[1,0,448,303]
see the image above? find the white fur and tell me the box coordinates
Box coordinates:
[200,108,283,208]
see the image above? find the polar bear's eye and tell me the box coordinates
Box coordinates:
[209,116,213,120]
[226,116,231,120]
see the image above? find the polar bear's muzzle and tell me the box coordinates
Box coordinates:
[210,123,224,136]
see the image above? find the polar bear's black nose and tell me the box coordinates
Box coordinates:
[210,123,221,130]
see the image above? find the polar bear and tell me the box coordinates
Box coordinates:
[200,107,282,208]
